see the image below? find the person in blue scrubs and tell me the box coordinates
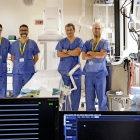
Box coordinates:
[0,24,10,98]
[82,23,110,111]
[56,23,83,111]
[9,24,40,97]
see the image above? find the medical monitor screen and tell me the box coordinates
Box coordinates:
[59,111,140,140]
[0,98,59,140]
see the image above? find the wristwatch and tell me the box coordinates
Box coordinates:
[66,49,68,54]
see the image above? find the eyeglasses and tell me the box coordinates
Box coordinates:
[93,28,101,31]
[20,30,28,32]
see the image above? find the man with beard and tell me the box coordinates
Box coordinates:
[0,24,10,98]
[56,23,83,111]
[9,24,40,97]
[82,23,110,111]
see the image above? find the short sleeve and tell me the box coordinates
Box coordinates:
[9,42,15,56]
[33,42,40,55]
[55,41,63,52]
[82,41,89,53]
[101,40,110,53]
[77,38,84,50]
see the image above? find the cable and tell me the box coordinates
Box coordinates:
[120,0,140,44]
[128,14,139,45]
[120,0,132,18]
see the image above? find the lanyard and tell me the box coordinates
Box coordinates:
[19,38,28,56]
[92,38,102,52]
[0,37,2,46]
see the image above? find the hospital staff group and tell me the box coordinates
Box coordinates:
[56,23,110,111]
[0,23,110,111]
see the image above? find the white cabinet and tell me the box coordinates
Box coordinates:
[93,4,115,56]
[93,4,114,44]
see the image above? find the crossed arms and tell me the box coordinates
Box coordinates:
[57,47,107,60]
[82,50,107,60]
[57,47,81,58]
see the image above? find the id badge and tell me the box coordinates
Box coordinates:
[0,55,2,59]
[20,58,24,62]
[89,60,94,65]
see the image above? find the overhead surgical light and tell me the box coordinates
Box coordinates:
[22,0,36,6]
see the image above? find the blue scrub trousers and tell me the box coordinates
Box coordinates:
[0,73,7,98]
[13,73,34,97]
[61,74,81,111]
[85,76,108,111]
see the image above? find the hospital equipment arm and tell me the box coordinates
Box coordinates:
[111,0,140,66]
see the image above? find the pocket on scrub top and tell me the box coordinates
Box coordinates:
[93,58,104,63]
[2,63,7,73]
[58,61,66,71]
[24,49,32,59]
[73,57,78,62]
[2,48,7,61]
[0,76,4,86]
[24,59,34,72]
[14,59,24,69]
[85,62,102,72]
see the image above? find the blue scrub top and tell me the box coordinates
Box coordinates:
[82,38,110,77]
[9,39,40,74]
[55,37,83,75]
[0,37,10,75]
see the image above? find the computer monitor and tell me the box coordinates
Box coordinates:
[59,111,140,140]
[0,98,59,140]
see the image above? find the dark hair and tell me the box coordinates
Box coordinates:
[19,24,28,30]
[0,24,2,29]
[65,23,75,30]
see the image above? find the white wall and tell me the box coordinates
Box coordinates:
[0,0,93,89]
[63,0,93,43]
[0,0,93,40]
[0,0,46,39]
